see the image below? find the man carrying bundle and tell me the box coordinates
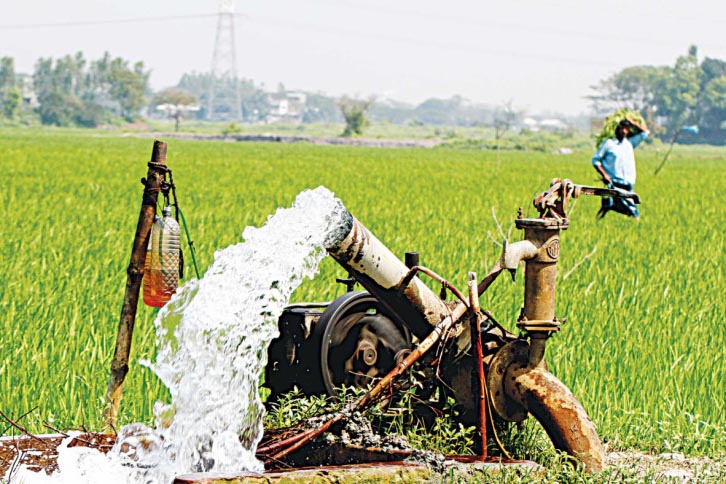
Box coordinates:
[592,117,649,220]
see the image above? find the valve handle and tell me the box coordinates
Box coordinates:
[336,277,356,292]
[574,184,640,204]
[533,178,641,219]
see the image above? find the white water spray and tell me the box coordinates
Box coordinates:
[7,187,350,484]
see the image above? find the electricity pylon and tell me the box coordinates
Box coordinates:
[207,0,242,120]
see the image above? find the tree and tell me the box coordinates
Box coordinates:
[108,59,147,121]
[338,96,374,137]
[697,58,726,131]
[0,57,20,119]
[2,87,22,119]
[303,93,340,123]
[151,88,200,131]
[493,100,517,147]
[654,46,700,137]
[589,45,726,143]
[37,91,77,126]
[492,100,519,165]
[0,57,15,89]
[177,72,266,121]
[32,52,148,126]
[588,65,666,120]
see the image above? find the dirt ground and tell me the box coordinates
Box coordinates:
[2,432,724,483]
[605,451,726,482]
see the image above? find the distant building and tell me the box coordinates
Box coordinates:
[521,116,569,132]
[266,91,307,124]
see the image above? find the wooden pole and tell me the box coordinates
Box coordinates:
[104,140,167,428]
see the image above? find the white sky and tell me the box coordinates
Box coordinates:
[1,0,725,115]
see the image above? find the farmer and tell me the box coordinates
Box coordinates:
[592,118,649,220]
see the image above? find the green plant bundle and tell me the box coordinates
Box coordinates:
[594,108,646,147]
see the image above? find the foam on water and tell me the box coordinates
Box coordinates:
[7,187,350,484]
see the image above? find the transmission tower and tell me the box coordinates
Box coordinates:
[207,0,242,120]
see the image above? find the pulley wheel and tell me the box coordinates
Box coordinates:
[313,291,411,395]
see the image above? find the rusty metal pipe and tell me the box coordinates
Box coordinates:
[326,215,464,340]
[407,265,469,307]
[468,273,487,459]
[504,365,604,473]
[502,239,539,272]
[511,219,565,367]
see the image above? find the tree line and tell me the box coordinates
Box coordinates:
[0,52,148,127]
[1,46,725,145]
[590,46,726,145]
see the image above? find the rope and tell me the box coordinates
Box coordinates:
[482,373,513,460]
[147,161,169,172]
[147,165,202,280]
[177,205,201,279]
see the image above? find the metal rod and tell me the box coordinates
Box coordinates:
[104,140,167,428]
[176,205,201,279]
[477,259,504,295]
[468,272,487,459]
[406,265,469,307]
[404,252,419,269]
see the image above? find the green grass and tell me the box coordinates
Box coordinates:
[143,119,495,140]
[0,129,725,467]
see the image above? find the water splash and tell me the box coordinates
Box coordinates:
[7,186,350,484]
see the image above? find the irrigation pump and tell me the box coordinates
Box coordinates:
[263,178,641,472]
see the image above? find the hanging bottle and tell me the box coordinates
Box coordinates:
[143,206,181,308]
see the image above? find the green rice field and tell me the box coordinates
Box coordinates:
[1,128,725,458]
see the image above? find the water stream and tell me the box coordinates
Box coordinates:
[8,187,350,484]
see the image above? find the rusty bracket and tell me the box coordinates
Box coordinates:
[533,178,641,219]
[533,178,576,219]
[516,317,562,334]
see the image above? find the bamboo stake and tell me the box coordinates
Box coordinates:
[104,140,167,428]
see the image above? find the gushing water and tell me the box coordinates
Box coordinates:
[7,187,350,484]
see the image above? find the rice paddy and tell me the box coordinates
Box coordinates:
[1,128,724,458]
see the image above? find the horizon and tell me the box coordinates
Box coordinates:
[2,0,725,116]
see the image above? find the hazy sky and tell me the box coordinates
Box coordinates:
[2,0,725,114]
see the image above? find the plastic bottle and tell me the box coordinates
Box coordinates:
[143,206,181,308]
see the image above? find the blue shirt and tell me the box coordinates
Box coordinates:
[591,132,648,185]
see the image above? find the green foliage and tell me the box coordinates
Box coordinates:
[151,88,198,108]
[302,92,341,124]
[442,129,592,153]
[591,45,726,143]
[1,87,21,119]
[594,108,646,147]
[338,96,373,137]
[151,88,200,131]
[0,57,21,120]
[176,72,268,122]
[264,388,333,429]
[654,47,700,134]
[221,122,243,137]
[108,69,146,121]
[30,52,149,127]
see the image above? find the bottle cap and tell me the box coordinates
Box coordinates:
[162,205,173,217]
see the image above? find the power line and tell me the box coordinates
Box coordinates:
[0,13,246,30]
[308,0,726,52]
[250,15,623,69]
